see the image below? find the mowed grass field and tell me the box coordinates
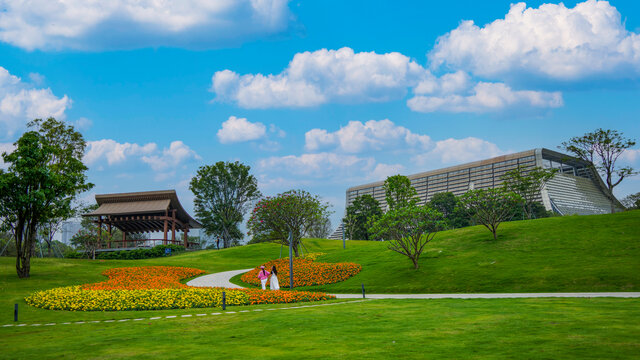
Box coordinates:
[1,211,639,358]
[3,298,640,359]
[236,210,640,293]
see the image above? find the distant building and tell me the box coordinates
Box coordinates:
[329,148,623,239]
[61,221,82,244]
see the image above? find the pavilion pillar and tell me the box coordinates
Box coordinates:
[97,216,102,250]
[123,231,127,248]
[183,227,189,248]
[163,209,168,245]
[107,222,112,249]
[171,210,176,245]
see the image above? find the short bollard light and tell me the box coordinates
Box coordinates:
[222,291,226,310]
[14,304,18,322]
[362,284,365,299]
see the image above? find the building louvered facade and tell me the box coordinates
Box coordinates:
[329,148,623,240]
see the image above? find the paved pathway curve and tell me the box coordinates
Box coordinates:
[186,269,252,288]
[187,269,640,299]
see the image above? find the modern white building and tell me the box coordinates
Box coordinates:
[330,148,623,239]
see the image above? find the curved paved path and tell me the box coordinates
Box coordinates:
[187,269,640,299]
[187,268,252,288]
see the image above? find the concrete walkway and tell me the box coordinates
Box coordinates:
[187,268,252,288]
[187,269,640,299]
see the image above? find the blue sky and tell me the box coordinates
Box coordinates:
[1,0,639,238]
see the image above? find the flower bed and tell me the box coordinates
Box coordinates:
[82,266,205,290]
[26,266,335,311]
[241,258,361,287]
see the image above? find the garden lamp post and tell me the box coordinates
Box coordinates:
[288,230,294,289]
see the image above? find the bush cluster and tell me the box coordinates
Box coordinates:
[65,244,185,260]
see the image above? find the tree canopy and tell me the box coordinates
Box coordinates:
[459,188,521,240]
[501,166,557,219]
[427,192,470,229]
[560,128,637,213]
[247,189,331,257]
[0,118,93,278]
[190,161,261,248]
[370,205,445,269]
[343,194,382,240]
[383,174,419,210]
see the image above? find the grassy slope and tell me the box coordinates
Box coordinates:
[3,298,640,359]
[241,211,640,293]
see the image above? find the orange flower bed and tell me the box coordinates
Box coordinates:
[243,289,332,305]
[27,266,335,311]
[241,258,361,287]
[82,266,205,290]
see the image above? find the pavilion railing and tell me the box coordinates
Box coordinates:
[103,239,200,249]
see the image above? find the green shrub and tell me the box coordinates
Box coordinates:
[64,245,186,260]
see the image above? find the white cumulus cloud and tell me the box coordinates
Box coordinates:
[0,0,293,51]
[0,142,16,169]
[0,67,70,138]
[414,137,505,165]
[142,141,200,172]
[257,152,376,178]
[211,47,427,108]
[429,0,640,81]
[85,139,157,165]
[408,82,563,113]
[305,119,431,153]
[217,116,267,144]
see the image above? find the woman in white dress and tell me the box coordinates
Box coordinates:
[269,265,280,290]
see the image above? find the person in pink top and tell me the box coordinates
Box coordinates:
[257,265,270,290]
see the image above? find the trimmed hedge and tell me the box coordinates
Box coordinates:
[66,245,185,260]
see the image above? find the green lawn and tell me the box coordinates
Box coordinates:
[1,211,639,358]
[3,298,639,359]
[1,211,640,325]
[239,211,640,294]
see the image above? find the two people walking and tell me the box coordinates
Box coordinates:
[257,265,280,290]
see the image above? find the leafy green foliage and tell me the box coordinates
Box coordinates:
[343,194,382,240]
[0,118,93,278]
[560,128,637,213]
[621,192,640,210]
[190,161,261,248]
[370,205,445,269]
[459,188,522,240]
[306,214,332,239]
[427,192,471,229]
[502,166,557,219]
[66,245,185,260]
[247,189,331,256]
[383,174,419,210]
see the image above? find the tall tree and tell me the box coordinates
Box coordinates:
[190,161,261,248]
[0,118,93,278]
[560,128,637,213]
[247,189,331,257]
[369,205,445,269]
[343,194,383,240]
[459,188,522,240]
[501,166,558,219]
[383,175,419,210]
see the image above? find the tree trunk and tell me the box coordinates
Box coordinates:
[412,258,419,269]
[292,240,300,257]
[610,199,616,214]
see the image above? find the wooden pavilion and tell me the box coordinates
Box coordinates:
[82,190,202,249]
